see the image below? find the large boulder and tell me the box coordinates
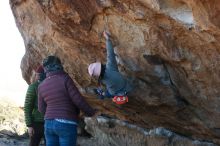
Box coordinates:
[10,0,220,144]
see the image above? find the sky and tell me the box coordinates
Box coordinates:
[0,1,27,106]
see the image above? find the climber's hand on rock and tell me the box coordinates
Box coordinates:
[103,30,110,40]
[28,127,34,137]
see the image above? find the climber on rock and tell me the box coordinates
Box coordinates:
[88,31,133,105]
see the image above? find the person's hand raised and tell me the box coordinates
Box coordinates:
[103,30,110,40]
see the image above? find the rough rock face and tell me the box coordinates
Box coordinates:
[10,0,220,145]
[85,116,217,146]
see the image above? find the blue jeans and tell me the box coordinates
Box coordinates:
[45,120,77,146]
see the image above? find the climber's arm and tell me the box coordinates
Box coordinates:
[104,31,119,71]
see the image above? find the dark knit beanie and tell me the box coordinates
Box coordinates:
[43,56,61,67]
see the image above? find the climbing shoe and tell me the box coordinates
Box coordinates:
[112,96,128,105]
